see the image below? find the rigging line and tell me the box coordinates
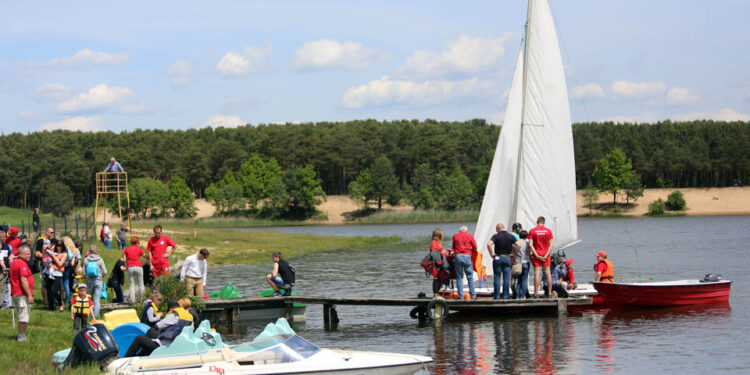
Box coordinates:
[547,0,593,124]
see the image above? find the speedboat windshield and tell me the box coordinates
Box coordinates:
[233,335,321,365]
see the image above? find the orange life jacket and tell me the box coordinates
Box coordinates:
[596,259,614,283]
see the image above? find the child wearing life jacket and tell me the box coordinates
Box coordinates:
[71,284,94,331]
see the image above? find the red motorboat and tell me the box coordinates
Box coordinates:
[593,279,732,308]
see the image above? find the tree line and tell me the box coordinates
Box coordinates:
[0,119,747,215]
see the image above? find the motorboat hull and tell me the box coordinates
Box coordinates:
[592,280,731,307]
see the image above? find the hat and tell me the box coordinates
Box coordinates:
[564,259,574,267]
[596,251,607,257]
[167,300,180,309]
[8,226,18,234]
[78,284,88,289]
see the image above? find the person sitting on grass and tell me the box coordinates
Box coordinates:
[265,251,294,297]
[71,284,94,331]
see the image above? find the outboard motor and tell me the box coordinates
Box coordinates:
[702,273,723,282]
[62,323,119,370]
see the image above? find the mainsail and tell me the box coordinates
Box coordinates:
[475,0,578,277]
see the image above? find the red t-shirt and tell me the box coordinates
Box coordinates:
[452,232,477,255]
[147,235,176,260]
[10,258,33,296]
[5,237,21,253]
[123,245,145,268]
[430,239,443,251]
[595,261,608,274]
[529,225,554,256]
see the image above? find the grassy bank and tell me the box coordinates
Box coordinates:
[354,208,478,224]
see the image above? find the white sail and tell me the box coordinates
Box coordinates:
[475,0,577,277]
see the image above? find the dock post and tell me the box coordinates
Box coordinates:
[557,298,568,315]
[323,303,331,328]
[284,303,294,323]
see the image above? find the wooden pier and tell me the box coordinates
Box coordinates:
[102,295,592,327]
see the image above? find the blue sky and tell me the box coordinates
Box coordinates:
[2,0,749,133]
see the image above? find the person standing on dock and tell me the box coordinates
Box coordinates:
[529,216,554,298]
[487,223,521,299]
[594,251,614,283]
[146,225,177,277]
[180,248,209,297]
[452,226,477,300]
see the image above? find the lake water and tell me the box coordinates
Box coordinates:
[210,216,749,374]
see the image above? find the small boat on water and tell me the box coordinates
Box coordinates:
[593,278,732,308]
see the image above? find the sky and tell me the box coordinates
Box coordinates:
[2,0,749,133]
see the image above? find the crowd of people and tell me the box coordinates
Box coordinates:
[0,220,216,343]
[428,216,615,300]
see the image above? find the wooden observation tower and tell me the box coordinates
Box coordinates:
[94,172,131,229]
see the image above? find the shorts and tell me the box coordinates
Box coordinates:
[531,255,551,268]
[151,259,170,277]
[12,295,31,323]
[270,276,285,287]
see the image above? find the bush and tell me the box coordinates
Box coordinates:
[665,190,686,211]
[135,275,205,316]
[647,198,666,216]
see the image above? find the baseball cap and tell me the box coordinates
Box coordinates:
[78,284,88,289]
[8,226,18,234]
[596,251,607,257]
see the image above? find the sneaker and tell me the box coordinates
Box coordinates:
[272,291,282,297]
[17,334,26,342]
[282,289,292,296]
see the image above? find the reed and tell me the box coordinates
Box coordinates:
[355,209,479,224]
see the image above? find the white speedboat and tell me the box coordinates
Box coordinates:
[106,319,432,375]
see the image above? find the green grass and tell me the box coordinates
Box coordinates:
[643,211,687,217]
[579,212,632,218]
[354,208,479,224]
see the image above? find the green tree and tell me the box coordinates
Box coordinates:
[266,165,325,220]
[624,174,645,204]
[168,176,197,218]
[42,181,74,217]
[369,156,400,211]
[205,171,245,213]
[582,184,599,215]
[238,155,282,208]
[434,166,474,210]
[665,190,686,211]
[347,170,373,208]
[405,163,436,209]
[592,148,635,205]
[127,178,170,218]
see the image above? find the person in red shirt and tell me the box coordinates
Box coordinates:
[529,216,555,298]
[452,225,478,299]
[123,236,148,302]
[5,226,22,253]
[146,225,177,278]
[10,244,34,342]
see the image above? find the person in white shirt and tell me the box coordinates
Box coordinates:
[180,249,209,297]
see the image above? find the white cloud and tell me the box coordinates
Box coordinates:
[204,115,246,128]
[601,113,661,124]
[293,39,389,70]
[395,34,512,79]
[571,83,605,99]
[166,59,193,86]
[57,84,137,113]
[341,77,494,109]
[216,44,273,77]
[32,83,72,100]
[666,87,700,104]
[44,48,129,69]
[40,116,101,132]
[610,80,666,99]
[673,108,750,122]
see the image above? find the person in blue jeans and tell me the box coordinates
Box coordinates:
[514,230,533,299]
[487,222,521,299]
[452,226,478,299]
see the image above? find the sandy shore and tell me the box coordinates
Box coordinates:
[99,186,750,225]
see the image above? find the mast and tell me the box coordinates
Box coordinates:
[511,0,533,224]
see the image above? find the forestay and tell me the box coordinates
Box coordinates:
[475,0,577,277]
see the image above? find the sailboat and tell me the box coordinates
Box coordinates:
[442,0,580,302]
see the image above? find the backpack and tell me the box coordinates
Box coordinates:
[420,248,452,282]
[100,227,106,242]
[287,264,296,285]
[86,259,99,278]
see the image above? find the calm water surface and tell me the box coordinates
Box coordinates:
[210,216,749,374]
